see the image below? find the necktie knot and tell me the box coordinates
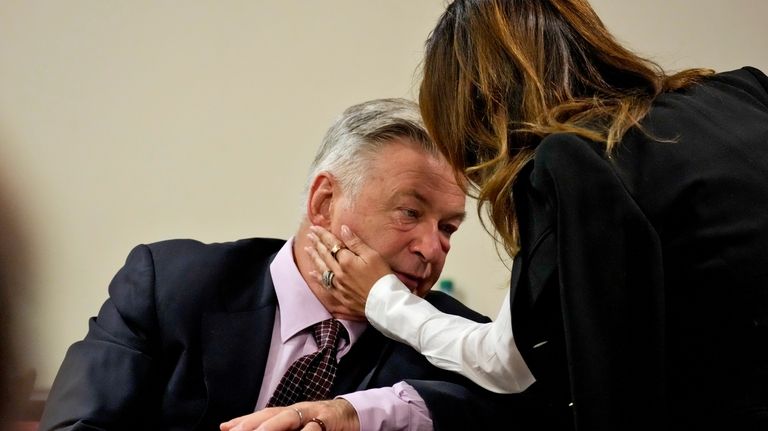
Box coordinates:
[313,318,342,351]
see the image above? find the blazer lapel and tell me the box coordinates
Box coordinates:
[199,259,278,427]
[331,327,389,395]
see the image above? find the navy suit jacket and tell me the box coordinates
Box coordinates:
[40,238,507,430]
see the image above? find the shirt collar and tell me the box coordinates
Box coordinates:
[269,237,367,344]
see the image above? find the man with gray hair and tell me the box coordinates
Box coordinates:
[40,99,508,431]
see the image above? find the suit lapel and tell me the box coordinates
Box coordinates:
[331,327,389,395]
[199,257,278,427]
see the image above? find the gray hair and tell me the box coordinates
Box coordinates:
[303,98,436,208]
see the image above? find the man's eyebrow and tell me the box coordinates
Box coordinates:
[402,190,467,222]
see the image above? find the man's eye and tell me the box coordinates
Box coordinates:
[440,224,458,236]
[401,208,419,218]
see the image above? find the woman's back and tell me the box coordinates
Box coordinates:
[512,66,768,429]
[619,66,768,421]
[595,66,768,425]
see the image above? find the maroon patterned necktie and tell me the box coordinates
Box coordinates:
[266,318,344,407]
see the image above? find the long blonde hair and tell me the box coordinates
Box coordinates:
[419,0,712,256]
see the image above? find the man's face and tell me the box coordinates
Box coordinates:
[332,137,466,297]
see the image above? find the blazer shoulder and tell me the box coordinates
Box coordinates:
[141,237,285,284]
[722,67,768,91]
[741,66,768,106]
[532,133,614,192]
[117,237,285,323]
[698,67,768,110]
[145,237,285,265]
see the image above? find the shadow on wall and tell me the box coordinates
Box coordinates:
[0,133,42,428]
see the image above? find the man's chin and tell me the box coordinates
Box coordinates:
[394,272,420,292]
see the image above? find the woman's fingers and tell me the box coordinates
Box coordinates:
[339,224,369,259]
[309,225,355,261]
[305,231,343,282]
[306,236,336,271]
[307,229,336,264]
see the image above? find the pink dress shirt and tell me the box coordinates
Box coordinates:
[254,238,432,431]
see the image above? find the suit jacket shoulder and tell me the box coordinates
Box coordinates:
[40,237,285,431]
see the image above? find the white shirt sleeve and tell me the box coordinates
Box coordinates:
[365,274,536,394]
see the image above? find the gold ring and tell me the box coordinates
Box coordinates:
[292,408,303,426]
[330,243,345,260]
[308,418,327,431]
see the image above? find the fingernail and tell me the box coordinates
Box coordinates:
[341,225,352,240]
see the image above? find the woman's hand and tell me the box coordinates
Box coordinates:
[306,225,392,319]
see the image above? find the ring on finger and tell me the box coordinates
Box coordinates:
[329,243,345,260]
[322,270,335,289]
[292,408,304,427]
[308,418,327,431]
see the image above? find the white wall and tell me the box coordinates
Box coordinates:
[0,0,766,389]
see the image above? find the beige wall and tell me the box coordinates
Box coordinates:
[1,1,766,388]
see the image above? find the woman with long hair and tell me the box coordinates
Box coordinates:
[308,0,768,429]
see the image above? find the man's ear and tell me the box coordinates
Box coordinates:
[307,172,336,227]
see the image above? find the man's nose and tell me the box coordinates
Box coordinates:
[412,224,446,262]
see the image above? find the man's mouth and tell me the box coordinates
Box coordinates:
[394,272,423,292]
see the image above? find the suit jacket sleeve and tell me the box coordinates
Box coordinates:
[530,134,666,430]
[40,245,163,431]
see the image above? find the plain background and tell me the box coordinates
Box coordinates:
[1,0,767,389]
